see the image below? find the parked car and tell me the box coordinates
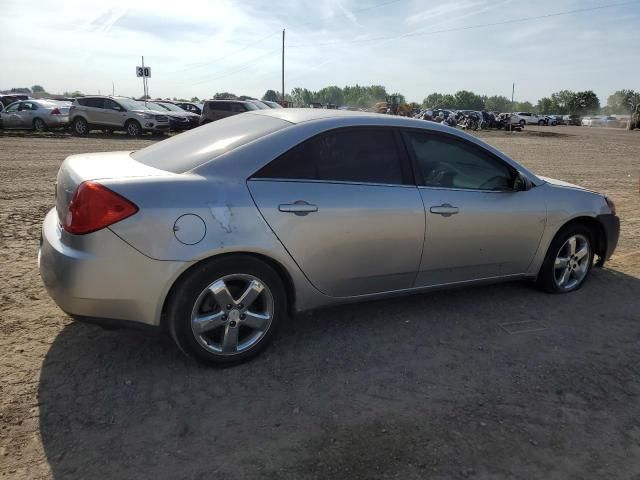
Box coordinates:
[39,109,619,365]
[0,99,70,131]
[199,99,259,125]
[69,96,170,136]
[513,112,548,126]
[261,100,283,109]
[582,116,598,126]
[549,115,565,125]
[246,99,271,110]
[142,100,199,131]
[0,94,29,110]
[175,102,204,115]
[563,114,581,126]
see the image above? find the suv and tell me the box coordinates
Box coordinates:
[513,112,548,126]
[199,99,258,125]
[69,96,170,136]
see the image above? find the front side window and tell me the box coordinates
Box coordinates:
[104,99,122,111]
[403,131,515,191]
[5,102,20,112]
[254,128,405,185]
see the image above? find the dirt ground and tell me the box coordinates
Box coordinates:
[0,126,639,479]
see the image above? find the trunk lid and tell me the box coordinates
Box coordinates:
[55,151,171,224]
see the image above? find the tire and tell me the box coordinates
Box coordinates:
[519,119,525,126]
[538,120,545,126]
[125,120,142,137]
[33,118,46,132]
[168,255,287,365]
[72,117,88,136]
[537,224,594,293]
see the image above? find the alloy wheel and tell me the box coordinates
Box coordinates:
[34,118,45,132]
[553,234,590,290]
[127,122,140,136]
[74,119,87,135]
[190,274,274,355]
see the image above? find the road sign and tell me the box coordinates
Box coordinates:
[136,66,151,78]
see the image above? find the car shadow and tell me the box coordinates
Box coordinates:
[38,268,640,479]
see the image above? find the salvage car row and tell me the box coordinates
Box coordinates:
[0,96,283,136]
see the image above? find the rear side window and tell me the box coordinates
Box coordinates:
[85,98,105,109]
[131,113,291,173]
[230,103,246,113]
[254,128,406,185]
[211,102,229,111]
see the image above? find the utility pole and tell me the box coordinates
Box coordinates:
[510,82,515,133]
[141,56,147,100]
[281,29,285,106]
[112,82,115,96]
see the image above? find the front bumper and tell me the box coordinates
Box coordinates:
[597,213,620,262]
[39,208,187,327]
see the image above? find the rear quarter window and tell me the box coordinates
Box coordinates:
[131,113,291,173]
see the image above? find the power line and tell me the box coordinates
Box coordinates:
[189,50,281,86]
[288,1,639,47]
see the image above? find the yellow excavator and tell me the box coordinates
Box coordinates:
[374,95,413,116]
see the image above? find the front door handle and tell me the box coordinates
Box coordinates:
[430,203,459,217]
[278,201,318,216]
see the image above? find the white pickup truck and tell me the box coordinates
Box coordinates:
[512,112,549,126]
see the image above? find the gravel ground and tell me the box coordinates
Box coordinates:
[1,127,639,479]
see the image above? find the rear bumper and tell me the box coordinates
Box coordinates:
[45,116,69,127]
[597,213,620,262]
[39,208,187,327]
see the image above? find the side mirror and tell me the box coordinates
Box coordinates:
[513,172,531,191]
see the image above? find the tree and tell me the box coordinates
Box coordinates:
[422,93,455,108]
[605,90,640,114]
[290,87,315,107]
[9,87,31,94]
[536,97,554,114]
[315,86,344,106]
[571,91,600,115]
[484,95,512,112]
[262,90,279,102]
[190,96,200,102]
[63,90,85,98]
[513,101,534,112]
[214,92,237,99]
[31,85,45,93]
[452,90,484,110]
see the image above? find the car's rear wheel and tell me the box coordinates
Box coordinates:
[519,119,526,126]
[125,120,142,137]
[538,120,545,126]
[33,118,46,132]
[168,256,286,365]
[537,225,594,293]
[72,117,88,136]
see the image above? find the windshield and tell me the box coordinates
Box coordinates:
[117,98,148,110]
[153,102,184,112]
[250,101,270,110]
[131,113,291,173]
[145,102,171,111]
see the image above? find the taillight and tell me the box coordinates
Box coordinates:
[51,108,61,115]
[63,181,138,235]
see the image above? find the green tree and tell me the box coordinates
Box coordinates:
[605,89,640,114]
[214,92,237,99]
[31,85,45,93]
[190,96,200,102]
[262,90,279,102]
[570,91,600,115]
[290,87,315,107]
[63,90,85,98]
[452,90,484,110]
[315,86,344,106]
[513,101,534,112]
[536,97,554,114]
[484,95,512,112]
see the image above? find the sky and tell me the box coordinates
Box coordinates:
[1,0,639,104]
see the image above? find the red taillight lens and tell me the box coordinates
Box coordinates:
[63,181,138,235]
[50,108,61,115]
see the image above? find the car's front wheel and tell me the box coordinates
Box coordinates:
[168,256,286,365]
[125,120,142,137]
[538,225,594,293]
[538,120,545,126]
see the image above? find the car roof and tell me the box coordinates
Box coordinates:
[246,107,432,125]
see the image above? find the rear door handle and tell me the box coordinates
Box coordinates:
[278,201,318,216]
[430,204,459,217]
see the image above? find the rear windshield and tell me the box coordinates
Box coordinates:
[131,113,291,173]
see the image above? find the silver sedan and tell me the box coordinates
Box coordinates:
[1,100,70,131]
[39,109,620,364]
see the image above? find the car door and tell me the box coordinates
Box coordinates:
[248,127,425,297]
[401,129,546,286]
[101,99,126,126]
[84,98,107,124]
[16,101,37,128]
[1,102,22,128]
